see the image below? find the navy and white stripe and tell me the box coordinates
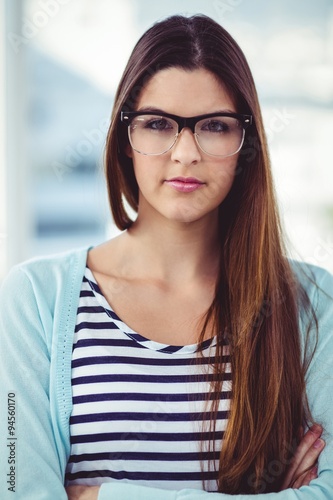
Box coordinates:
[65,267,231,491]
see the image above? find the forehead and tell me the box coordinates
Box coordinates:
[135,67,236,115]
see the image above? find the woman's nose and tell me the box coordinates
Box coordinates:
[170,128,202,165]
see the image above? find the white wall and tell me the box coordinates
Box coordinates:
[0,0,7,280]
[2,0,33,279]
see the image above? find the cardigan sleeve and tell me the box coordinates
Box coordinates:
[0,266,68,500]
[97,265,333,500]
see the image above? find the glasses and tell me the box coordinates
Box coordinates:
[121,110,252,157]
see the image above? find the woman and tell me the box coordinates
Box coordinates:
[1,14,332,500]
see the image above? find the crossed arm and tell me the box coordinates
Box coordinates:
[66,425,325,499]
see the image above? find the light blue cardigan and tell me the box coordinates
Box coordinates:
[0,247,333,500]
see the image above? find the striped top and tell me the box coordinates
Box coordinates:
[65,267,232,492]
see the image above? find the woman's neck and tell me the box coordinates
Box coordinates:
[126,211,220,286]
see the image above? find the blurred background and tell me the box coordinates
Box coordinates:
[1,0,333,281]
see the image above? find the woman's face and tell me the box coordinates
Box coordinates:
[127,67,240,225]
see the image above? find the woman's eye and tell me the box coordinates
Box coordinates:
[201,120,230,133]
[145,118,174,131]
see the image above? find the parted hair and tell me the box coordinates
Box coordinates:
[104,14,315,494]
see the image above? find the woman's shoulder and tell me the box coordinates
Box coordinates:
[289,259,333,341]
[0,246,90,307]
[289,259,333,298]
[4,246,89,281]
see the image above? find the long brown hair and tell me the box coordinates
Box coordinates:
[104,14,315,493]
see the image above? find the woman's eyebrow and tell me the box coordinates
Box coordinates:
[136,106,166,113]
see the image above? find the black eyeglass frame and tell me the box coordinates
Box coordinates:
[120,110,253,133]
[120,110,253,157]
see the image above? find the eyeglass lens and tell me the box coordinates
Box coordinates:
[128,115,245,156]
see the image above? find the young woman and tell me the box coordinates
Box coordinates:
[1,14,332,500]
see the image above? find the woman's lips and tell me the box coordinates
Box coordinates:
[165,177,205,193]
